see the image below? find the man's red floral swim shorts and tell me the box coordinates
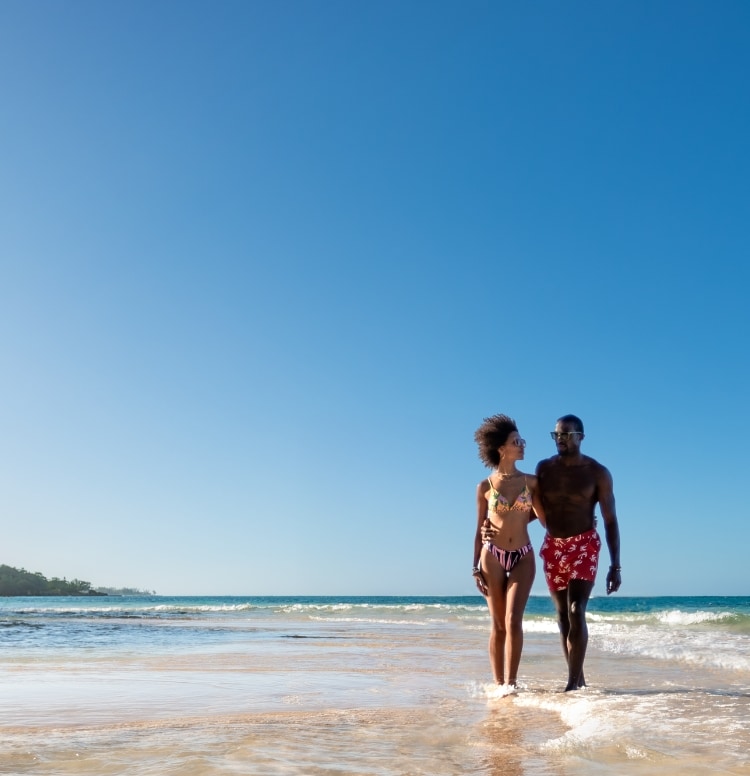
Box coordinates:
[539,528,601,592]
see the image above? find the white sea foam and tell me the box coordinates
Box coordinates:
[587,608,738,627]
[520,683,750,770]
[152,603,260,613]
[522,619,561,634]
[467,680,527,701]
[655,609,733,625]
[591,624,750,672]
[280,603,356,613]
[517,691,674,759]
[307,616,445,626]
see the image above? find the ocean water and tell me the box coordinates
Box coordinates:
[0,595,748,775]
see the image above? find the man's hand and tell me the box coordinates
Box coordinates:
[480,519,497,544]
[606,567,621,595]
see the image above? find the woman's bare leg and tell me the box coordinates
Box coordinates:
[481,548,509,684]
[503,552,535,686]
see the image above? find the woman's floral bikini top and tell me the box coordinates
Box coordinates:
[487,476,532,514]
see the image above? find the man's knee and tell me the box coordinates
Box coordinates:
[568,581,594,618]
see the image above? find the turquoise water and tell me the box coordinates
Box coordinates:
[1,595,748,775]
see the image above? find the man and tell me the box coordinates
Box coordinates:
[535,414,621,691]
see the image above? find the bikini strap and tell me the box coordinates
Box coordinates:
[487,476,494,490]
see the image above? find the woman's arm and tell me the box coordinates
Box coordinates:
[473,482,489,595]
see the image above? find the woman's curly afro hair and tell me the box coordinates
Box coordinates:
[474,414,518,468]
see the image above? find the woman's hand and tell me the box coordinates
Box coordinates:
[473,568,488,596]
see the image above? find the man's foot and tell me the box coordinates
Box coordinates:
[563,672,586,691]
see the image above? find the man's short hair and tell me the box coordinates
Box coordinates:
[557,414,584,434]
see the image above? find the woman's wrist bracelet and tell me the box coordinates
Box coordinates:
[472,566,481,576]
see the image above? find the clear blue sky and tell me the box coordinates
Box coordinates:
[2,1,748,596]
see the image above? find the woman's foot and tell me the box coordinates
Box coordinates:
[492,683,517,698]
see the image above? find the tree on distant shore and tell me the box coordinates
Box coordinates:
[96,586,156,596]
[0,564,106,596]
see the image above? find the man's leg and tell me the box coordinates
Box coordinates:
[564,579,595,691]
[549,588,571,670]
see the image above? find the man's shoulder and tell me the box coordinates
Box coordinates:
[582,455,613,479]
[582,454,608,469]
[535,456,559,473]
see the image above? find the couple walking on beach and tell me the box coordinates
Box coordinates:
[472,413,621,693]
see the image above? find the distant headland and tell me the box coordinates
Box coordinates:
[0,564,155,597]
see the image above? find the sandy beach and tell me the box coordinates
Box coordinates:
[1,596,748,775]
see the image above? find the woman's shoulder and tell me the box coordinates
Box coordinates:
[477,476,493,493]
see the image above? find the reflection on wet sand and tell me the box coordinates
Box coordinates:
[478,695,569,776]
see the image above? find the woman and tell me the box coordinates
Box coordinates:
[473,414,543,692]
